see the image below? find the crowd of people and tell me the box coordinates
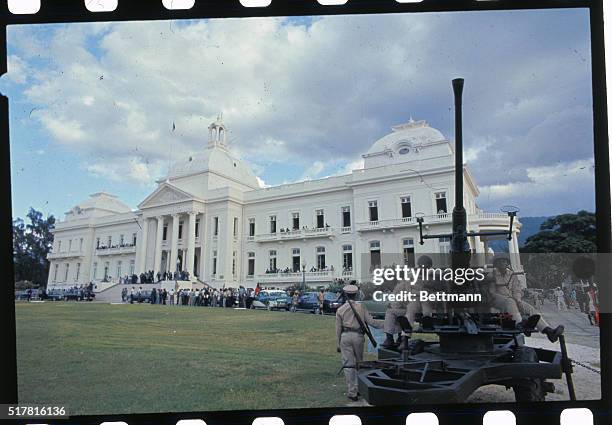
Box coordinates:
[265,265,338,274]
[550,284,599,325]
[115,270,192,285]
[121,285,255,307]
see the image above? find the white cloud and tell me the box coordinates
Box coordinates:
[4,11,595,215]
[6,55,27,84]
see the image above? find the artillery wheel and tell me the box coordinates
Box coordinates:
[512,347,545,402]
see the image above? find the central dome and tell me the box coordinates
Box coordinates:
[366,119,446,156]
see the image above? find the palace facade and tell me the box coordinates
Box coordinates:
[47,117,521,290]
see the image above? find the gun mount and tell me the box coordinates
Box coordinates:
[357,78,574,405]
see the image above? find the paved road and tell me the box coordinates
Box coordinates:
[535,298,599,349]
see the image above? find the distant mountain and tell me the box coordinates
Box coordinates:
[488,216,549,252]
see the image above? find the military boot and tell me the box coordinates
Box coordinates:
[381,333,396,349]
[397,335,410,351]
[542,325,565,343]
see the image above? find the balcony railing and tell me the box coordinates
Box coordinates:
[356,214,454,232]
[95,245,137,256]
[255,270,335,282]
[253,227,335,243]
[47,251,83,260]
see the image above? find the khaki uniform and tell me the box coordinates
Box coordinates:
[405,278,446,327]
[505,269,550,331]
[383,280,412,334]
[335,301,383,398]
[488,268,523,322]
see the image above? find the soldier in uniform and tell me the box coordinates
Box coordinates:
[381,275,412,348]
[490,255,564,342]
[335,284,384,401]
[404,255,446,330]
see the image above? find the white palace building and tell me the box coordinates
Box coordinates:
[46,117,521,291]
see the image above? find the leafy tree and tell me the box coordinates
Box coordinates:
[12,208,55,288]
[522,210,596,253]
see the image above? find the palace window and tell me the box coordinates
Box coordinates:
[58,240,62,252]
[178,221,184,239]
[269,250,277,271]
[247,252,255,276]
[213,217,219,236]
[129,260,135,276]
[53,264,59,282]
[233,217,238,237]
[116,261,122,278]
[292,248,301,272]
[249,218,255,237]
[162,225,168,241]
[368,201,379,222]
[132,233,137,245]
[369,240,381,269]
[212,250,218,275]
[68,239,72,252]
[76,263,81,281]
[342,206,351,228]
[435,192,448,214]
[64,263,70,282]
[316,246,326,270]
[195,219,200,238]
[401,196,412,218]
[232,251,237,277]
[439,236,451,255]
[316,209,325,229]
[292,212,300,230]
[403,238,415,267]
[79,238,84,252]
[342,244,353,271]
[270,215,277,234]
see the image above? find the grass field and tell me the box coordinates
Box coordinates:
[15,302,362,415]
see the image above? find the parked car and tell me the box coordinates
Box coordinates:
[15,289,39,301]
[251,290,291,310]
[40,289,64,301]
[295,292,321,313]
[63,288,95,301]
[322,292,343,313]
[130,290,152,303]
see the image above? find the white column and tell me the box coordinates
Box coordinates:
[137,217,149,273]
[154,216,164,276]
[170,214,180,275]
[199,213,206,281]
[186,212,196,280]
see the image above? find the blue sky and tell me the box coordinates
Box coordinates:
[2,9,595,220]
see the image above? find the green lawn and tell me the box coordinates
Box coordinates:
[15,302,357,415]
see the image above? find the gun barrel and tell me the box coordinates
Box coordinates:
[452,78,464,211]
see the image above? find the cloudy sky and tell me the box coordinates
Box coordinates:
[3,8,595,219]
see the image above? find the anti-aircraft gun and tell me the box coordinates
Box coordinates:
[356,78,575,404]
